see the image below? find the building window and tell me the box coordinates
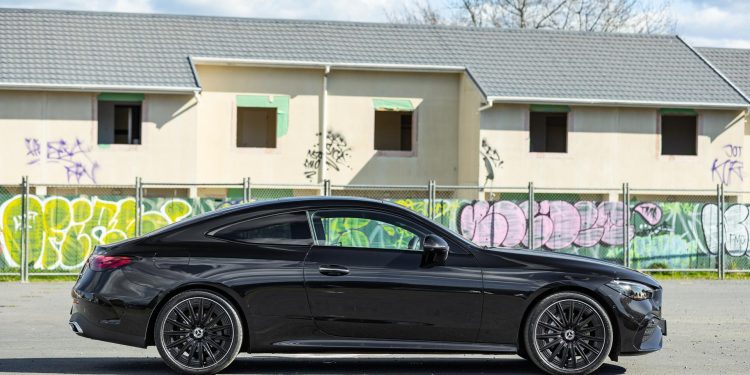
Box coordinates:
[661,114,697,156]
[97,95,143,145]
[529,111,567,153]
[237,107,277,148]
[374,111,413,151]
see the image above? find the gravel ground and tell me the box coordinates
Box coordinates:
[0,280,748,374]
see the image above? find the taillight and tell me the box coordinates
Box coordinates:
[88,255,133,271]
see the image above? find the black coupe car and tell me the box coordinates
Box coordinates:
[70,197,665,375]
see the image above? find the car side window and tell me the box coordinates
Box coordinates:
[311,210,423,251]
[210,212,313,246]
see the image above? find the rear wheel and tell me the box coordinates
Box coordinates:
[155,290,243,375]
[524,292,613,375]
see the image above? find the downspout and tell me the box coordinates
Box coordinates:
[320,65,331,183]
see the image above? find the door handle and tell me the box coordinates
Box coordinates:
[319,265,350,276]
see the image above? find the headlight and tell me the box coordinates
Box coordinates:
[606,280,654,301]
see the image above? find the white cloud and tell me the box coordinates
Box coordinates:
[674,0,750,47]
[1,0,154,13]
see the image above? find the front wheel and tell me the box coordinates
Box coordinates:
[524,292,613,375]
[155,290,243,375]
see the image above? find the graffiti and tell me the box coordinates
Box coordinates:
[711,144,743,186]
[701,203,750,257]
[480,138,503,186]
[458,200,661,250]
[0,195,242,271]
[2,194,749,272]
[24,138,100,184]
[304,131,352,180]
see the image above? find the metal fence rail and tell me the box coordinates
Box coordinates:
[1,177,744,282]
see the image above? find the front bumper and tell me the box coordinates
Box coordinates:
[599,285,666,355]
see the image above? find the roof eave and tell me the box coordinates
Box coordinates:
[0,82,200,94]
[190,56,466,73]
[484,96,749,110]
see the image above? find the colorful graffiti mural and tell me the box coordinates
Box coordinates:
[458,200,662,249]
[1,194,749,272]
[0,195,242,271]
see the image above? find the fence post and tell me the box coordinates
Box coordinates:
[20,176,29,283]
[135,177,142,237]
[528,181,534,250]
[428,180,436,220]
[718,184,725,280]
[622,183,630,268]
[244,177,252,203]
[323,180,331,196]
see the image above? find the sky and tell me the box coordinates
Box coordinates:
[2,0,750,48]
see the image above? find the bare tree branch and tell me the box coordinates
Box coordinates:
[387,0,675,34]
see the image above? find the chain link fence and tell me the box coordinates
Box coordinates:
[2,177,745,281]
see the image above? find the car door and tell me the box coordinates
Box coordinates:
[303,208,483,343]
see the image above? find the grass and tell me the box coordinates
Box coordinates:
[0,275,78,282]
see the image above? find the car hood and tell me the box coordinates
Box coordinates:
[481,247,660,288]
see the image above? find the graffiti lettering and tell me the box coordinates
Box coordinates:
[24,138,100,184]
[304,131,351,180]
[711,144,743,186]
[458,200,660,250]
[0,196,241,271]
[480,138,503,186]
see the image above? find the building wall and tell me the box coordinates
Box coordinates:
[0,91,198,185]
[479,105,746,190]
[194,65,464,185]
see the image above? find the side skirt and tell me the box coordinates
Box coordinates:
[271,339,517,354]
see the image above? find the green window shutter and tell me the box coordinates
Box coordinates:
[659,108,697,116]
[236,95,290,137]
[97,93,145,102]
[529,104,571,113]
[373,99,414,111]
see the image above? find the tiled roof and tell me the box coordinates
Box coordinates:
[0,8,747,106]
[697,47,750,100]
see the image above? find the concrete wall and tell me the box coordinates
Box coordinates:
[0,91,198,185]
[194,65,464,185]
[479,105,746,190]
[0,71,745,193]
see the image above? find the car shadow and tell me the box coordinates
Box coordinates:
[0,356,627,374]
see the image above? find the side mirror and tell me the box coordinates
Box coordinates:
[421,234,449,267]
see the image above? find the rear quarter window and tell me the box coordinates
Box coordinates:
[209,212,313,246]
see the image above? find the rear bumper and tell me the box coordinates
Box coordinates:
[69,292,146,348]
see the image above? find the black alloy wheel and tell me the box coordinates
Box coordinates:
[524,292,613,375]
[155,290,243,375]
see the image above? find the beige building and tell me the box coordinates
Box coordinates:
[1,9,749,196]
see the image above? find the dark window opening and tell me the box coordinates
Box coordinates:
[374,111,413,151]
[237,107,277,148]
[98,101,142,145]
[661,115,697,155]
[530,112,567,153]
[211,212,312,245]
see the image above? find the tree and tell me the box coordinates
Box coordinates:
[386,0,675,34]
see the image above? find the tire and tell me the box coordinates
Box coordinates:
[523,292,613,375]
[155,290,243,375]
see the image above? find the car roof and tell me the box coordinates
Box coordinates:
[142,196,417,238]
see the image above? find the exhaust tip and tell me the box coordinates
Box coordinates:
[69,321,83,335]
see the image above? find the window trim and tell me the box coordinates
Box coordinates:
[206,211,314,246]
[309,208,430,252]
[235,106,278,149]
[528,109,571,154]
[658,111,700,157]
[374,108,418,157]
[95,97,145,147]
